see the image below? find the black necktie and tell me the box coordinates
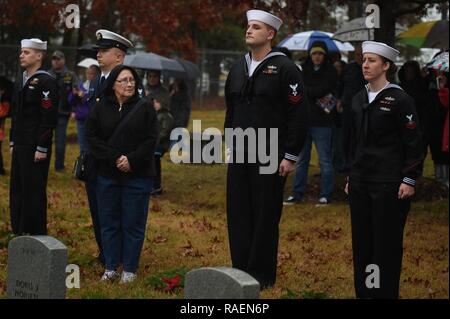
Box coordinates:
[100,76,106,86]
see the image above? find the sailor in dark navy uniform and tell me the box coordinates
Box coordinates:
[88,29,138,109]
[225,10,308,288]
[85,29,135,265]
[346,41,424,299]
[10,38,58,235]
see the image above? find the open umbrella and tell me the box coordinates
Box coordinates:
[397,20,449,50]
[333,17,406,42]
[77,44,98,59]
[124,53,185,74]
[427,51,449,73]
[175,58,201,79]
[77,58,99,68]
[278,31,354,52]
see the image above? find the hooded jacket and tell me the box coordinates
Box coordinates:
[155,98,174,155]
[349,83,424,186]
[303,41,338,127]
[147,83,170,115]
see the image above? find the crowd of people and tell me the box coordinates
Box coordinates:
[0,30,192,284]
[283,41,449,205]
[0,8,448,298]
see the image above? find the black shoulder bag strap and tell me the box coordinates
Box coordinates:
[107,97,147,145]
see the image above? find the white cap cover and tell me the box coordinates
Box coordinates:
[21,38,47,51]
[362,41,399,62]
[95,29,134,52]
[246,9,283,31]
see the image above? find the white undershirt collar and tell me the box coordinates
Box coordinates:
[368,82,390,103]
[249,59,263,77]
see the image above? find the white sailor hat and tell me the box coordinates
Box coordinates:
[247,9,283,31]
[94,29,134,52]
[362,41,399,62]
[21,38,47,51]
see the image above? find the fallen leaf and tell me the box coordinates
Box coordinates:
[152,235,168,244]
[277,251,292,267]
[151,200,161,212]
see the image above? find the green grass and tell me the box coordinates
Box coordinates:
[0,109,448,299]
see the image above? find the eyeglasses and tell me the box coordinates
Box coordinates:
[116,78,136,86]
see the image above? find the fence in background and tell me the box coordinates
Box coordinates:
[0,45,244,108]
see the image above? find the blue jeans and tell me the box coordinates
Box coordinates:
[292,127,334,200]
[55,115,69,170]
[76,120,87,154]
[97,176,153,273]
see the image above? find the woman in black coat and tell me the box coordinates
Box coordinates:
[345,41,423,299]
[86,65,159,283]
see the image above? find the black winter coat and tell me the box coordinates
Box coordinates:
[86,94,159,180]
[302,61,338,127]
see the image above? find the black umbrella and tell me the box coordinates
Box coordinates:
[77,44,98,59]
[124,53,201,80]
[174,58,201,80]
[124,53,185,74]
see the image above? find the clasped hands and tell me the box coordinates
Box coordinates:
[116,155,132,173]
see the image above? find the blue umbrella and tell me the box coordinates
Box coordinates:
[278,30,354,52]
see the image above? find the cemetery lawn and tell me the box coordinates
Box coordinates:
[0,109,448,299]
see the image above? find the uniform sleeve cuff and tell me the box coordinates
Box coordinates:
[36,146,48,153]
[284,153,298,162]
[403,177,416,187]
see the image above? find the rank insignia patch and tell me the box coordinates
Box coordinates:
[405,114,417,129]
[41,91,52,109]
[289,83,302,103]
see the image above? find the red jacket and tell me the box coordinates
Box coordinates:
[438,88,449,152]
